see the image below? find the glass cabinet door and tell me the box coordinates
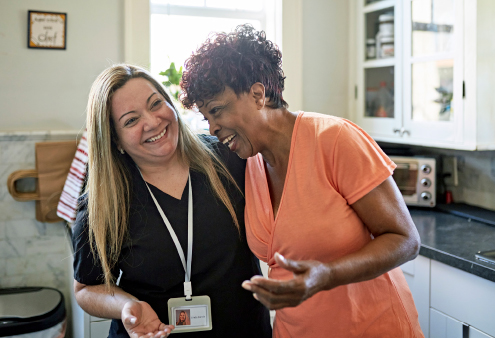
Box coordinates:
[356,0,403,139]
[403,0,463,142]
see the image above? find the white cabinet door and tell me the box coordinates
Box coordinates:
[350,0,495,150]
[430,260,495,337]
[401,0,465,147]
[470,327,495,338]
[354,0,403,141]
[400,255,430,338]
[259,260,275,327]
[90,320,112,338]
[429,308,464,338]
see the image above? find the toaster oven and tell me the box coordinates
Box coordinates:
[389,156,436,207]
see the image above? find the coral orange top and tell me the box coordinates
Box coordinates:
[245,112,424,338]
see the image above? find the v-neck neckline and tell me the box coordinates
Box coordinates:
[146,176,189,202]
[260,112,302,224]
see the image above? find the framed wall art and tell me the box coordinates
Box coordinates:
[28,10,67,50]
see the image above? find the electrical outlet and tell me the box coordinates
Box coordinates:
[442,156,458,187]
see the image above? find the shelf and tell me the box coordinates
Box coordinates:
[409,52,456,64]
[363,58,395,68]
[362,0,395,14]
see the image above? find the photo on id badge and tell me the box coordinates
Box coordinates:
[169,298,212,333]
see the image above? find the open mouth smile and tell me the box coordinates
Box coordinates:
[222,134,237,150]
[145,127,167,143]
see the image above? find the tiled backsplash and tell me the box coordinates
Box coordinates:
[0,131,81,337]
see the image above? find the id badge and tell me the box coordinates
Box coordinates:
[168,295,212,333]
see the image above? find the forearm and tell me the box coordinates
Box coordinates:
[74,281,138,319]
[323,231,420,290]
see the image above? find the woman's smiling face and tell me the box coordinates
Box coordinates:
[198,86,262,159]
[111,77,180,167]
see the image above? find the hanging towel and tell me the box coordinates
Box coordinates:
[56,131,88,224]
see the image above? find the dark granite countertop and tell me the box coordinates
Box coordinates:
[409,208,495,282]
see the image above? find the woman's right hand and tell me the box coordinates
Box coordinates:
[122,300,174,338]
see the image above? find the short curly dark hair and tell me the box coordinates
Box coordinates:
[180,24,288,110]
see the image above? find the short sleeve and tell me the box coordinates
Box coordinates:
[328,119,396,205]
[72,195,118,285]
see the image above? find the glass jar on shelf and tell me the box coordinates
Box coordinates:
[366,38,376,59]
[375,12,394,59]
[380,36,394,58]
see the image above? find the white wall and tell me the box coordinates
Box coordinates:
[0,0,125,132]
[282,0,349,116]
[302,0,349,117]
[0,0,349,131]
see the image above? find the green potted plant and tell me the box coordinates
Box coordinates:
[160,62,208,132]
[159,62,182,102]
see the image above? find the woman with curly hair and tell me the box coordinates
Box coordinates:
[180,24,424,337]
[72,64,271,338]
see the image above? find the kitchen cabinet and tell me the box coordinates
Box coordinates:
[87,315,112,338]
[430,260,495,337]
[349,0,495,150]
[401,256,495,338]
[77,310,111,338]
[470,327,494,338]
[429,308,464,338]
[260,260,276,326]
[400,255,430,336]
[71,289,112,338]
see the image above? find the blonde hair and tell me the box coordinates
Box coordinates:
[85,64,240,290]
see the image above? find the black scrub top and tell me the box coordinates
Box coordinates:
[72,135,271,338]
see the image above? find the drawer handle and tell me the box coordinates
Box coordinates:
[392,127,410,137]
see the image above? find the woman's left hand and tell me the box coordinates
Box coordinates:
[241,252,333,310]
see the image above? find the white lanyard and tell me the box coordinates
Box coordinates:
[140,170,194,300]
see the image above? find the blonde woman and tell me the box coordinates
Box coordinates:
[72,64,271,338]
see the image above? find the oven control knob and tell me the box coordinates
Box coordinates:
[421,164,432,174]
[420,192,432,201]
[420,178,431,188]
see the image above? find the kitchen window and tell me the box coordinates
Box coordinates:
[150,0,281,81]
[149,0,281,130]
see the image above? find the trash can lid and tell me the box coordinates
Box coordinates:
[0,287,66,337]
[0,287,62,319]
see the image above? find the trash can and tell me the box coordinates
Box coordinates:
[0,287,66,338]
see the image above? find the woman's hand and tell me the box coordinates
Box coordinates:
[241,252,333,310]
[122,300,174,338]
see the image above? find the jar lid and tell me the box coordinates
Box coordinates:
[379,13,394,22]
[381,36,394,43]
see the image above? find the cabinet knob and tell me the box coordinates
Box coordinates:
[393,127,411,137]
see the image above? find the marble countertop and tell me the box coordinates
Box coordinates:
[410,208,495,282]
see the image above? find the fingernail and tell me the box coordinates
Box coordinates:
[130,318,136,324]
[250,275,262,282]
[242,281,252,290]
[253,293,259,300]
[277,252,286,261]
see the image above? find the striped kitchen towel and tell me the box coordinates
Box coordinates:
[56,130,88,224]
